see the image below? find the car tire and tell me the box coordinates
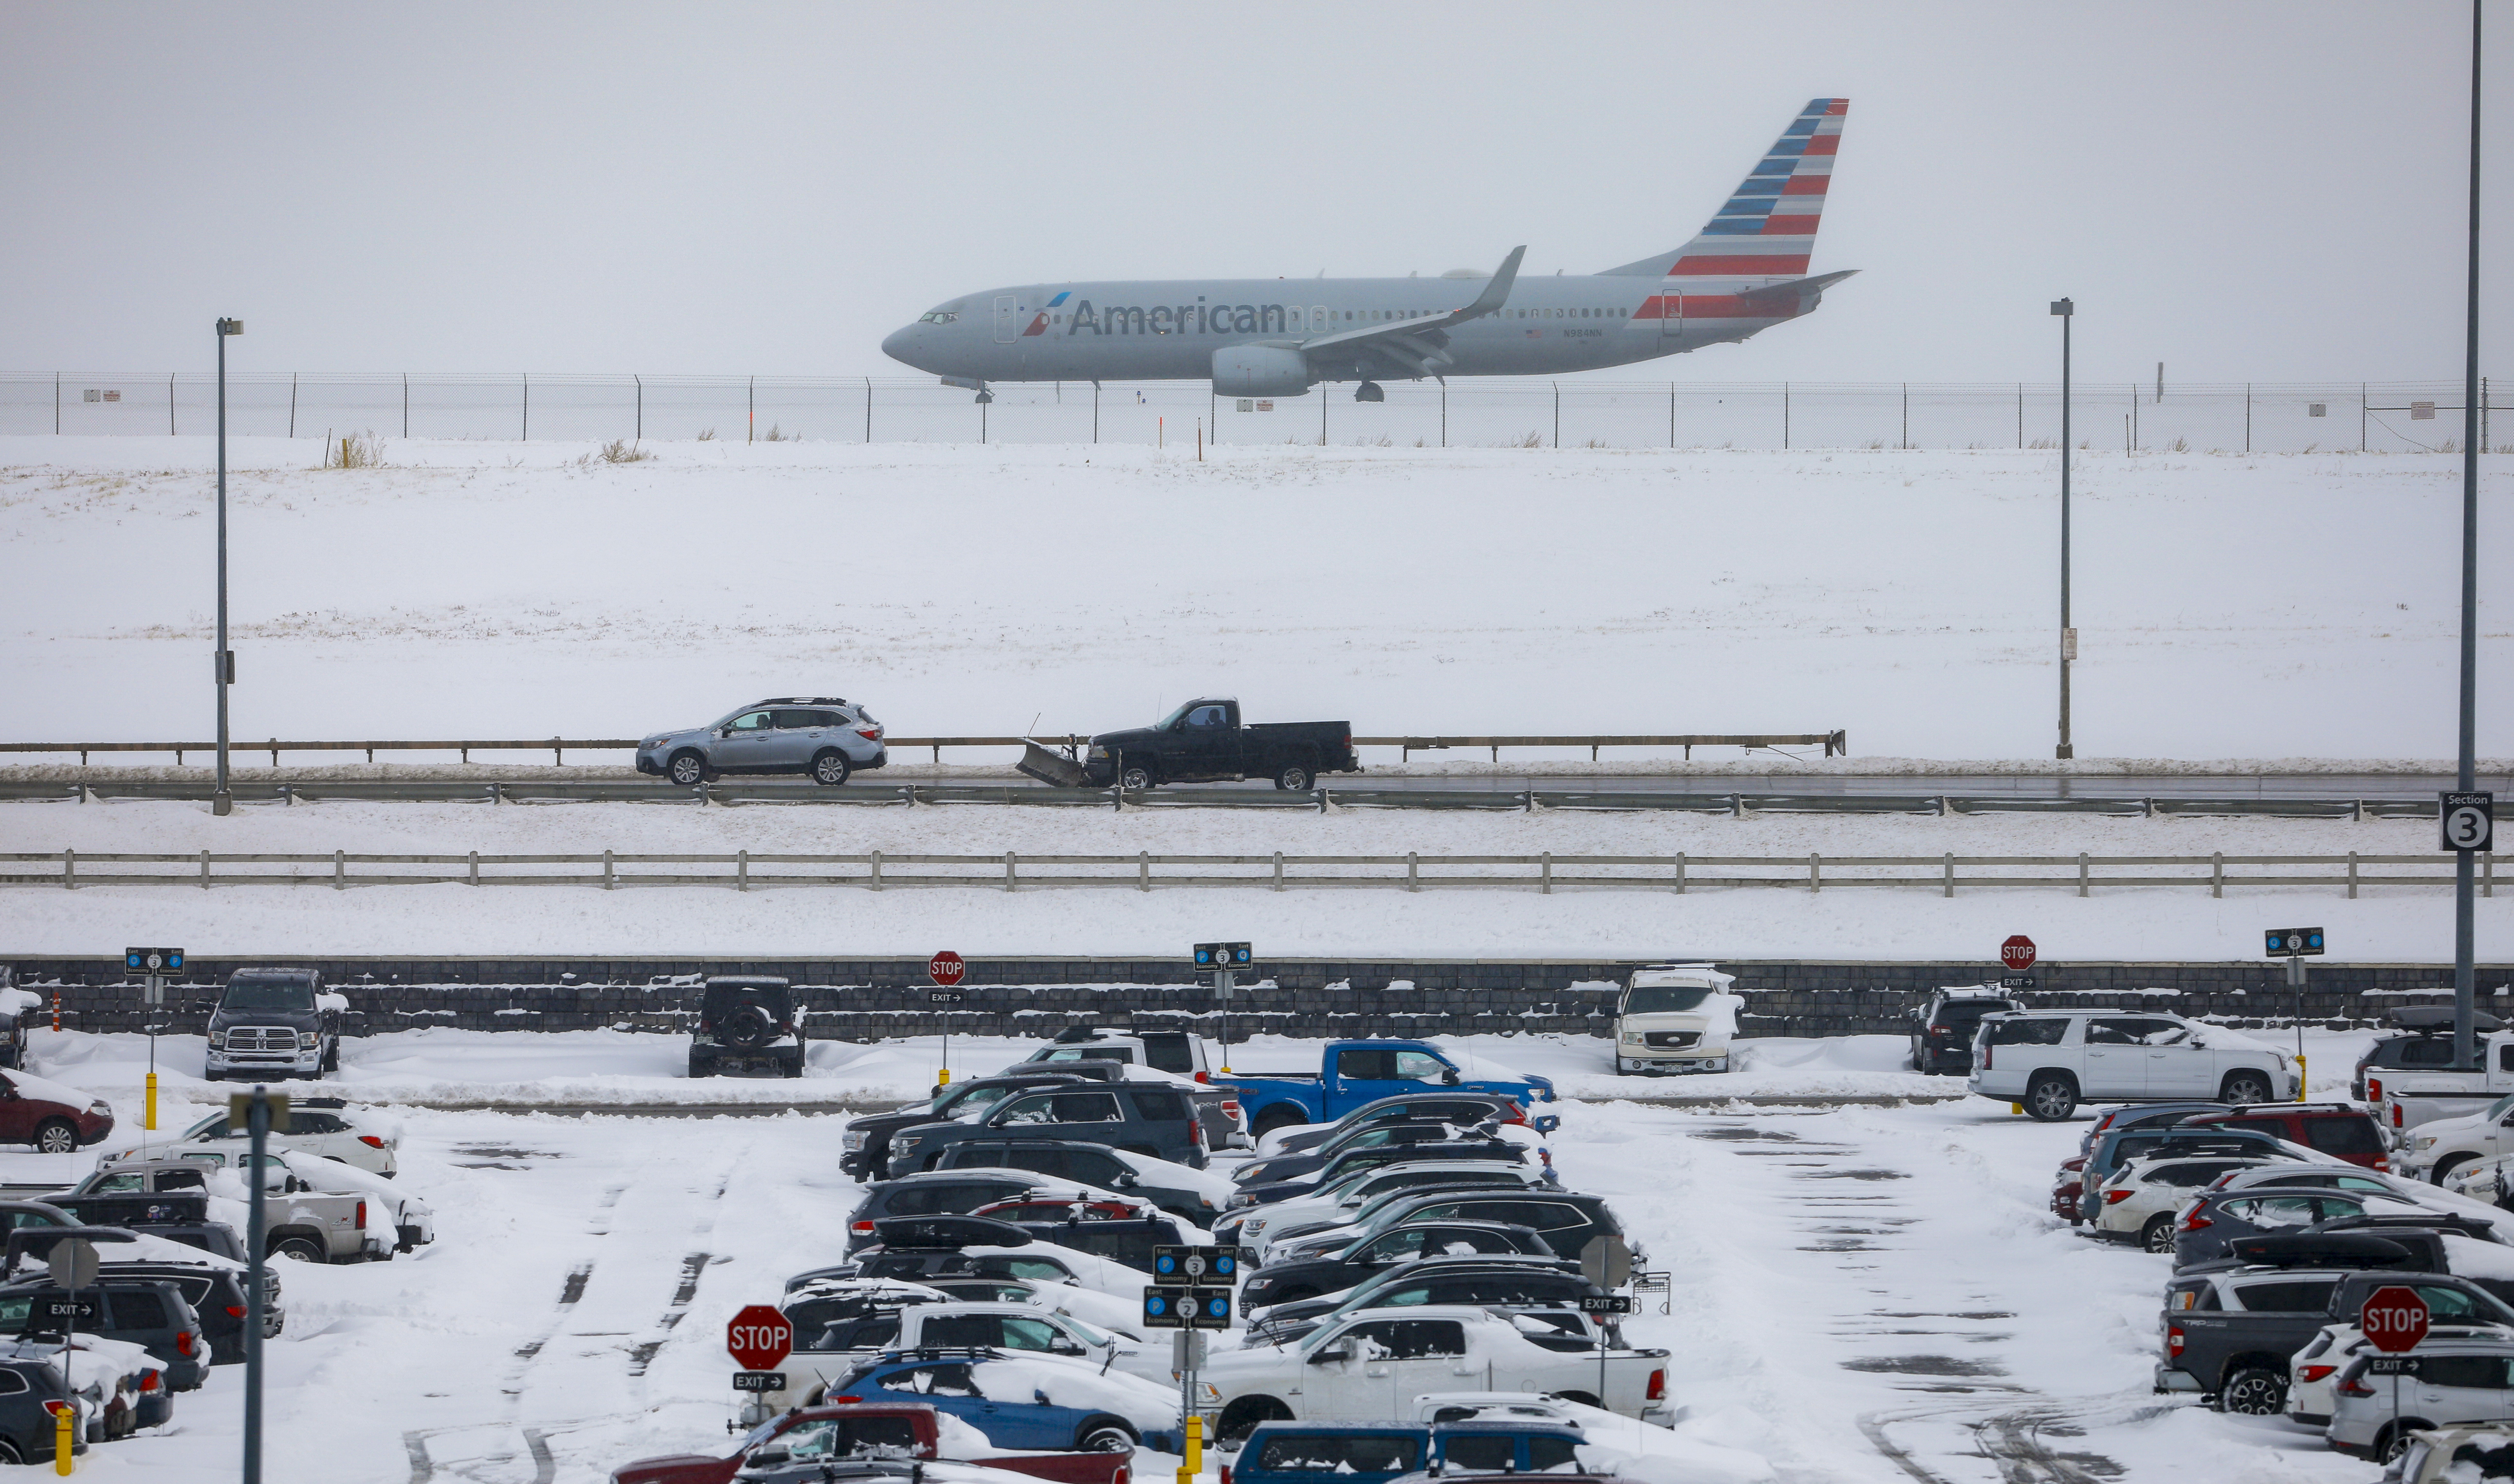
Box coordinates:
[667,750,708,787]
[2218,1366,2286,1415]
[1218,1397,1294,1444]
[783,1050,806,1079]
[810,749,852,787]
[1076,1421,1137,1453]
[2140,1214,2179,1254]
[272,1234,329,1264]
[2433,1152,2477,1188]
[1119,765,1155,793]
[687,1054,714,1079]
[2024,1074,2078,1122]
[31,1119,76,1155]
[321,1038,340,1074]
[2220,1071,2274,1106]
[1273,762,1312,791]
[0,1440,20,1464]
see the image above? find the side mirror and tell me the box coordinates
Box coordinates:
[1308,1345,1352,1366]
[749,1447,791,1468]
[1441,1068,1462,1086]
[1113,1172,1138,1189]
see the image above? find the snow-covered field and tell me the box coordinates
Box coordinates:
[2,438,2505,761]
[5,791,2505,962]
[0,1025,2403,1483]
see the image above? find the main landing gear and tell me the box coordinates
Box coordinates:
[1354,381,1385,403]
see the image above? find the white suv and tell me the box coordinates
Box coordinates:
[1969,1009,2296,1121]
[2329,1339,2514,1461]
[102,1097,400,1176]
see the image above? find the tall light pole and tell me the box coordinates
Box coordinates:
[2452,0,2483,1069]
[213,318,241,817]
[2051,298,2075,760]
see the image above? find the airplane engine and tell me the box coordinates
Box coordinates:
[1211,345,1313,398]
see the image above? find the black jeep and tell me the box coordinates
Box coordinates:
[689,977,805,1078]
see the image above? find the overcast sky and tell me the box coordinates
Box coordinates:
[2,1,2504,384]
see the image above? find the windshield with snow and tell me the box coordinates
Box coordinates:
[1622,985,1714,1015]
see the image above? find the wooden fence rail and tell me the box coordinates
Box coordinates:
[1,848,2489,898]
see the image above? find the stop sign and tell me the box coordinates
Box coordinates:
[727,1305,792,1370]
[2361,1285,2431,1355]
[2001,935,2038,972]
[928,951,966,987]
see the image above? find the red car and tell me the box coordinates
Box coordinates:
[612,1400,1130,1484]
[2177,1104,2390,1171]
[2051,1157,2086,1224]
[0,1069,115,1153]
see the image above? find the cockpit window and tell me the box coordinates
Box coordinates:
[918,311,959,325]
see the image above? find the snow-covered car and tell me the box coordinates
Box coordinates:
[1250,1094,1548,1162]
[822,1349,1180,1453]
[1229,1160,1547,1254]
[102,1098,397,1177]
[1969,1010,2296,1121]
[2089,1155,2285,1251]
[2398,1095,2514,1187]
[2380,1423,2514,1483]
[2289,1319,2514,1426]
[2329,1337,2514,1461]
[0,1069,115,1154]
[0,1334,162,1444]
[1200,1306,1670,1440]
[926,1141,1239,1223]
[1611,964,1741,1075]
[759,1301,1169,1416]
[636,697,887,787]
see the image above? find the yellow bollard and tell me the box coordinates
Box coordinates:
[144,1071,157,1132]
[937,1068,951,1086]
[2011,1103,2024,1115]
[2295,1055,2308,1102]
[54,1397,72,1473]
[1176,1413,1202,1484]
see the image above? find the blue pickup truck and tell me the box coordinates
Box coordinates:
[1229,1419,1585,1484]
[1216,1040,1557,1140]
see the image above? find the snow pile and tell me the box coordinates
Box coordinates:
[970,1354,1178,1432]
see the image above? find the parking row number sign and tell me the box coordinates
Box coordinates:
[2443,793,2494,854]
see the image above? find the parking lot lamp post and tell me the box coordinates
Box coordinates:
[241,1086,278,1484]
[213,318,242,816]
[2051,298,2074,761]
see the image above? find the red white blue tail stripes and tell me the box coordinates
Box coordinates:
[1635,99,1845,324]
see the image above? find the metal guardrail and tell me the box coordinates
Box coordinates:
[0,732,1845,766]
[3,847,2491,897]
[0,778,2452,819]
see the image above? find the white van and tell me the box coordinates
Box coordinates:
[1612,965,1744,1075]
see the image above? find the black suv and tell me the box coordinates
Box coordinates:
[690,977,805,1077]
[1909,989,2024,1075]
[203,968,342,1083]
[0,1356,79,1465]
[840,1074,1089,1179]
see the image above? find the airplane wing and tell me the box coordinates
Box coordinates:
[1297,246,1524,373]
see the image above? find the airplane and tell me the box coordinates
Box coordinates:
[880,99,1852,403]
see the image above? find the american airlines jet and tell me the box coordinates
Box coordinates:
[881,100,1851,403]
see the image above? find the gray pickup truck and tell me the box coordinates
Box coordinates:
[1020,698,1359,792]
[2159,1237,2514,1413]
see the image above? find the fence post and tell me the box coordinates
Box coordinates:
[870,850,882,891]
[1139,851,1150,893]
[288,373,296,438]
[1943,852,1954,898]
[469,851,479,887]
[1005,851,1016,892]
[2078,852,2089,897]
[2211,851,2224,898]
[2244,383,2250,453]
[1901,382,1908,449]
[1783,381,1790,449]
[603,849,615,890]
[2488,852,2495,900]
[634,374,642,440]
[1670,382,1676,448]
[403,372,409,439]
[1273,851,1284,892]
[1674,852,1685,893]
[866,377,873,443]
[63,848,73,890]
[1540,852,1552,895]
[2348,851,2359,900]
[1552,383,1559,448]
[522,372,529,441]
[334,850,344,891]
[1809,852,1820,893]
[1440,382,1446,448]
[738,849,749,892]
[1407,852,1419,892]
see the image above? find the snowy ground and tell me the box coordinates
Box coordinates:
[0,1025,2404,1483]
[3,438,2506,762]
[6,793,2507,963]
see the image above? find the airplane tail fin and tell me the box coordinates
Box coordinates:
[1601,99,1847,281]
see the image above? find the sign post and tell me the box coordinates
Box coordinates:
[2362,1283,2432,1436]
[1193,943,1252,1072]
[928,952,966,1083]
[1578,1236,1633,1403]
[727,1303,793,1422]
[2443,793,2496,1068]
[233,1086,288,1484]
[124,948,183,1131]
[47,1235,96,1474]
[1147,1245,1238,1481]
[2265,928,2326,1097]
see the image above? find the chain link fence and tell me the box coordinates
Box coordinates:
[2,371,2501,455]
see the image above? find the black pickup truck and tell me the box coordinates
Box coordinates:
[2158,1233,2514,1413]
[1020,698,1359,792]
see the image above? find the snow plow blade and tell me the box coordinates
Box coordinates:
[1017,740,1092,788]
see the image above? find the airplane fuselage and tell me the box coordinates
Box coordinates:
[881,272,1811,387]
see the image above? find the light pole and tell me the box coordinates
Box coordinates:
[2452,0,2483,1069]
[2050,298,2075,760]
[212,318,242,817]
